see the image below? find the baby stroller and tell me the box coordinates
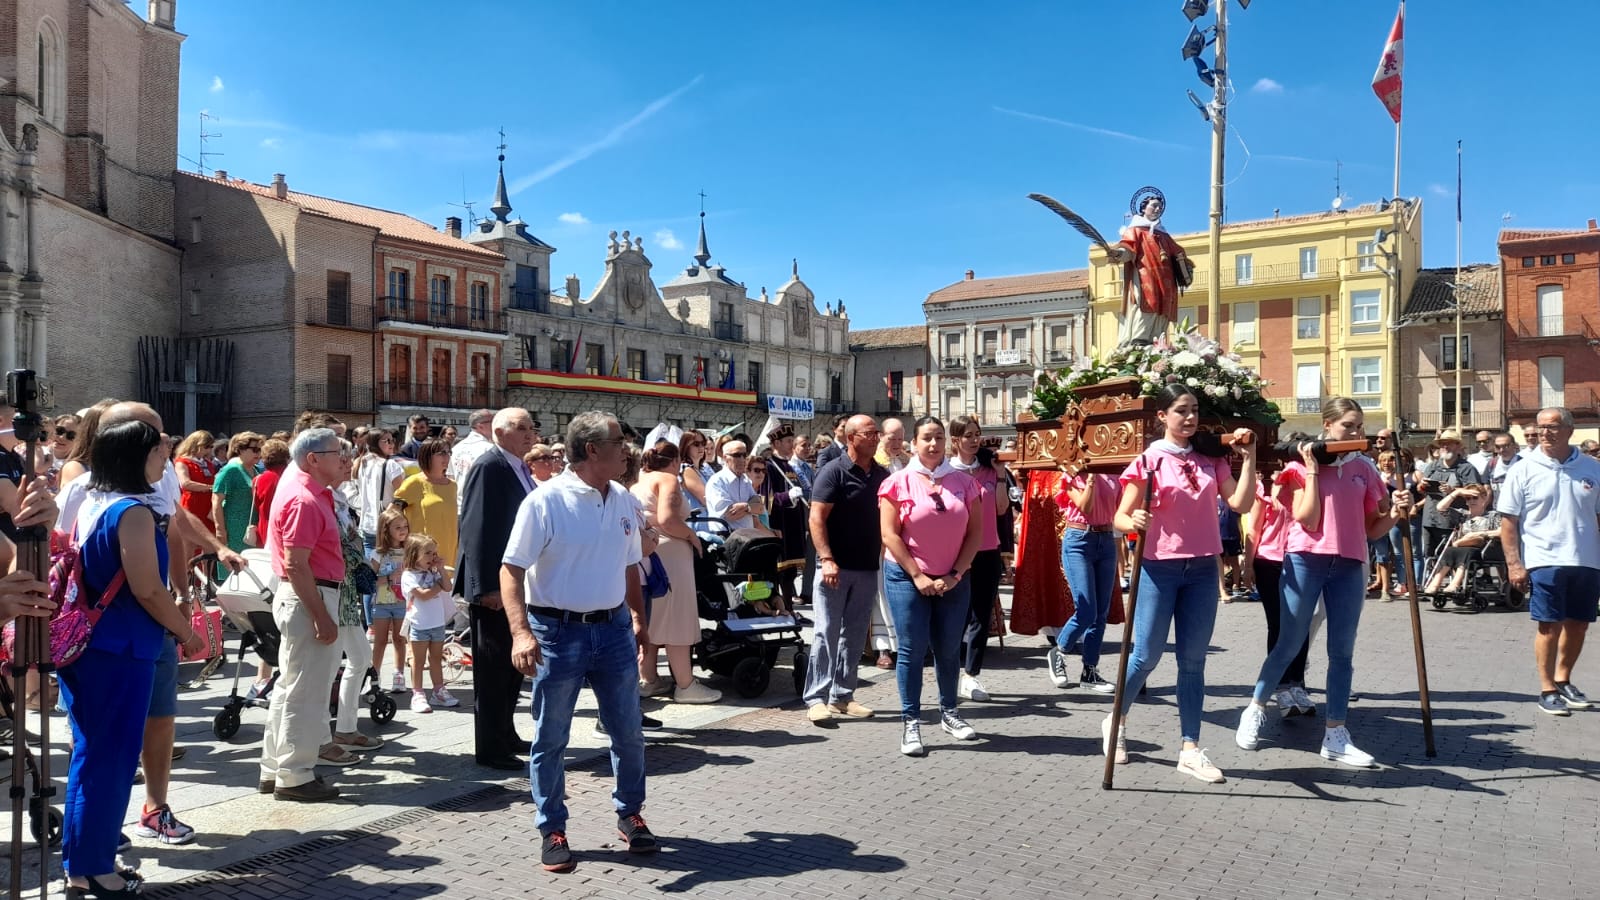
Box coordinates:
[688,515,808,698]
[210,550,280,739]
[1419,529,1526,614]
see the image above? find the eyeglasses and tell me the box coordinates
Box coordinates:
[1178,461,1201,493]
[930,490,947,513]
[529,456,552,463]
[725,451,748,459]
[54,427,77,440]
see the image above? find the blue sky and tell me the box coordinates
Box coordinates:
[175,1,1600,330]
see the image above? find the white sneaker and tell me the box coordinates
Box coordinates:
[391,672,406,694]
[958,672,989,702]
[1236,703,1268,751]
[940,709,977,741]
[1271,688,1298,718]
[1177,747,1226,783]
[1100,714,1128,765]
[673,680,722,704]
[431,687,460,708]
[1320,726,1376,768]
[900,720,926,757]
[409,691,432,714]
[1289,685,1317,716]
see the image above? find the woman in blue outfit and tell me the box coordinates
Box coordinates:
[60,420,207,898]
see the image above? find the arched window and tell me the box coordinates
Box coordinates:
[35,19,65,127]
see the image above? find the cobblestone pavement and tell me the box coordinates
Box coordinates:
[10,596,1600,899]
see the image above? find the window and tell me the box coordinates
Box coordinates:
[1296,297,1321,339]
[1440,386,1473,421]
[1231,301,1257,345]
[470,353,492,406]
[747,361,762,394]
[1356,240,1378,272]
[626,349,646,380]
[1539,356,1565,407]
[1178,306,1198,331]
[889,371,904,412]
[513,264,542,310]
[1541,255,1557,266]
[1536,284,1564,336]
[942,331,964,363]
[1441,334,1472,370]
[1295,364,1322,414]
[1010,385,1030,419]
[944,388,963,420]
[387,269,411,315]
[187,289,201,317]
[1351,357,1381,395]
[1563,253,1577,265]
[830,374,842,405]
[1350,289,1382,334]
[665,354,682,384]
[1048,323,1071,361]
[981,386,1002,421]
[429,275,452,319]
[35,21,64,127]
[979,329,999,363]
[516,334,536,368]
[326,355,351,410]
[1009,326,1029,351]
[326,271,351,326]
[1235,253,1253,285]
[387,344,411,393]
[584,344,605,377]
[551,339,572,373]
[1299,247,1319,278]
[469,282,489,321]
[190,217,203,244]
[717,359,732,386]
[1522,257,1536,268]
[430,348,452,405]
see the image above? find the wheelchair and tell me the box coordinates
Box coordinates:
[1420,532,1527,614]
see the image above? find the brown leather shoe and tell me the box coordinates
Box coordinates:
[275,778,340,802]
[257,778,275,794]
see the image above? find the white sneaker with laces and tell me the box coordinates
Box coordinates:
[1289,685,1317,716]
[1100,714,1128,765]
[391,672,406,694]
[431,687,460,708]
[958,672,990,702]
[409,691,432,714]
[1271,688,1298,718]
[940,709,977,741]
[673,679,722,704]
[900,720,926,757]
[1320,726,1376,768]
[1236,703,1267,750]
[1177,747,1226,783]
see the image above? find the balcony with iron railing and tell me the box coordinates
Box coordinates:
[377,296,508,334]
[1188,259,1341,291]
[377,381,504,409]
[712,321,744,342]
[300,382,375,413]
[1293,397,1325,415]
[508,288,550,314]
[939,356,967,371]
[1508,387,1600,415]
[1044,349,1075,366]
[303,297,374,331]
[1514,314,1598,341]
[1410,410,1505,432]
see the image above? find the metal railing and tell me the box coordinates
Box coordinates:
[1517,315,1594,339]
[940,356,967,371]
[1411,411,1504,431]
[509,288,549,313]
[1295,397,1324,415]
[300,383,375,413]
[712,321,744,342]
[303,297,373,330]
[377,296,507,334]
[1190,259,1338,290]
[1045,350,1073,365]
[377,382,504,409]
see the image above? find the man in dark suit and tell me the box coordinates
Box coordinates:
[455,407,539,769]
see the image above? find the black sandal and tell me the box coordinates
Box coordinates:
[65,874,142,898]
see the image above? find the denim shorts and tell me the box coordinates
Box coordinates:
[148,637,179,719]
[409,624,448,642]
[367,600,407,622]
[1529,566,1600,623]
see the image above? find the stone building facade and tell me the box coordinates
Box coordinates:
[849,324,929,434]
[1398,264,1504,436]
[0,0,182,411]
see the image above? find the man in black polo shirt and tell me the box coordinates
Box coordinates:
[803,414,889,725]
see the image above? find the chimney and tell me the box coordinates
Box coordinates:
[1589,218,1598,232]
[271,173,287,200]
[213,169,227,181]
[444,216,462,238]
[964,269,975,281]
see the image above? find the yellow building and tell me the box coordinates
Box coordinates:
[1087,201,1423,434]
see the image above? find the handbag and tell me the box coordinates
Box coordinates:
[1,499,137,668]
[180,604,225,662]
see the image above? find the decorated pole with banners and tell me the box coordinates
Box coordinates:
[1374,1,1405,430]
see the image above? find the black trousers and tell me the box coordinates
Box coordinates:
[470,603,526,759]
[1254,557,1309,686]
[961,549,1006,676]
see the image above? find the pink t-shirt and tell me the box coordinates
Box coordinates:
[1120,445,1230,560]
[267,467,344,582]
[1278,456,1384,562]
[879,468,981,576]
[1253,479,1290,563]
[954,462,1002,552]
[1056,473,1120,528]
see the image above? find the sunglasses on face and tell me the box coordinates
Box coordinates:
[725,451,748,459]
[55,427,77,440]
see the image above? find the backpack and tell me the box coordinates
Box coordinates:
[1,498,136,669]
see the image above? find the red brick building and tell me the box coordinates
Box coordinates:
[1500,224,1600,431]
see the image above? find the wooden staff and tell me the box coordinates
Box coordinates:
[1103,459,1155,790]
[1395,502,1437,757]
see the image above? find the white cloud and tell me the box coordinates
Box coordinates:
[210,76,225,93]
[259,137,282,150]
[510,74,705,194]
[1250,77,1283,95]
[654,229,683,250]
[557,212,590,225]
[1428,183,1451,198]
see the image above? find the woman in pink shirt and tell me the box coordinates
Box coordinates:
[1047,469,1121,694]
[1235,397,1413,768]
[1110,384,1257,784]
[879,416,984,757]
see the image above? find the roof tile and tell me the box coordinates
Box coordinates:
[849,325,927,350]
[1403,264,1502,318]
[924,269,1089,305]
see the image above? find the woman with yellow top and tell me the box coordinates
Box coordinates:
[392,438,458,571]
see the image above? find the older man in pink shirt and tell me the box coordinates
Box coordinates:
[259,428,348,802]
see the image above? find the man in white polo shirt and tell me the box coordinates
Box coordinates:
[1498,406,1600,716]
[704,439,761,530]
[502,411,655,873]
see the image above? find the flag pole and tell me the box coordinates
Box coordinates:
[1382,0,1405,432]
[1455,139,1463,434]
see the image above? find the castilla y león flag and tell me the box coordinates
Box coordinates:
[1372,5,1404,123]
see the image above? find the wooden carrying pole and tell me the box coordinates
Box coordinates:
[1103,463,1155,790]
[1395,506,1437,757]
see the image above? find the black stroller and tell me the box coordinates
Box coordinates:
[688,516,808,698]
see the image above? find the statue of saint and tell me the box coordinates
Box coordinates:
[1107,187,1193,348]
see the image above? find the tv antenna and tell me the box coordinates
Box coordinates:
[1330,159,1349,210]
[448,176,478,230]
[198,111,223,176]
[1501,211,1515,224]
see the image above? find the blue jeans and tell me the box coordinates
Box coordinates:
[527,604,645,834]
[1056,528,1118,666]
[884,560,968,720]
[1254,552,1366,722]
[1117,556,1219,743]
[59,648,156,878]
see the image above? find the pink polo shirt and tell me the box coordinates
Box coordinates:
[958,463,1002,552]
[1279,456,1384,562]
[1056,472,1120,528]
[1253,479,1290,563]
[1121,445,1230,561]
[879,468,981,576]
[267,467,344,582]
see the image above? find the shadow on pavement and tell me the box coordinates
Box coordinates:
[632,830,905,893]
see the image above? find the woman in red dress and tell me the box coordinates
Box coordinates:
[173,430,220,534]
